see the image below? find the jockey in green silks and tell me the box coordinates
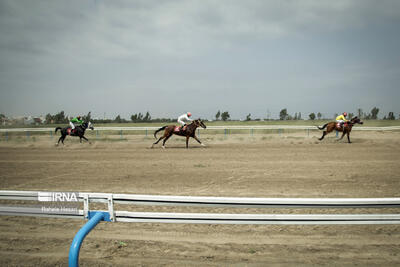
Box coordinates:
[69,116,83,130]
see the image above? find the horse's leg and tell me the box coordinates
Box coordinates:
[347,132,351,143]
[338,131,346,141]
[61,135,65,145]
[319,131,327,141]
[152,136,165,147]
[186,136,190,149]
[193,135,205,147]
[57,136,62,145]
[161,134,172,149]
[81,136,90,144]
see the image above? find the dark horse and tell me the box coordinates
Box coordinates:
[55,122,94,145]
[151,119,207,149]
[318,116,363,143]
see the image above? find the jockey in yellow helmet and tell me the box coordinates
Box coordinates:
[336,112,348,129]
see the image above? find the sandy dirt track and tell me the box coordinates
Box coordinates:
[0,132,400,266]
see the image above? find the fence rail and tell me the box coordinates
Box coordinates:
[2,190,400,266]
[1,190,400,224]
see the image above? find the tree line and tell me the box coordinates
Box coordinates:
[1,106,398,125]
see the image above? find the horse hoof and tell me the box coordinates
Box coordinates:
[162,146,165,149]
[201,143,206,147]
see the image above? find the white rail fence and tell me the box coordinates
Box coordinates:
[1,190,400,225]
[2,190,400,265]
[1,125,400,132]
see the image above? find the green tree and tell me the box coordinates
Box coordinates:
[279,108,288,120]
[221,111,230,121]
[387,112,395,120]
[130,114,138,122]
[115,115,122,123]
[371,107,379,119]
[309,113,316,120]
[246,113,251,121]
[45,113,53,124]
[54,111,68,123]
[317,112,322,120]
[143,111,151,122]
[348,113,354,119]
[215,110,221,121]
[83,111,91,122]
[357,108,363,119]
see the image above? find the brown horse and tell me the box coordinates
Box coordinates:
[318,116,363,143]
[151,119,207,149]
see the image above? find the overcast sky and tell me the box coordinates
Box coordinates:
[1,0,399,120]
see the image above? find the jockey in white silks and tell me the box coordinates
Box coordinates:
[177,112,192,130]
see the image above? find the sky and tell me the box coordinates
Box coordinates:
[0,0,399,120]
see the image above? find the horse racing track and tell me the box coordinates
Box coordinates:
[0,131,400,266]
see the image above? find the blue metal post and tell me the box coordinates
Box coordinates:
[26,131,30,140]
[145,129,148,137]
[120,130,123,139]
[96,130,99,139]
[69,212,110,267]
[50,130,53,139]
[336,131,339,138]
[5,131,8,141]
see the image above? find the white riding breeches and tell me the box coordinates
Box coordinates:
[69,121,75,129]
[178,119,186,126]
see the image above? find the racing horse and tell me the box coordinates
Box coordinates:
[317,116,363,143]
[55,122,94,145]
[151,119,207,149]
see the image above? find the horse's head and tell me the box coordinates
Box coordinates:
[88,121,94,130]
[351,116,363,125]
[82,122,94,130]
[194,119,206,129]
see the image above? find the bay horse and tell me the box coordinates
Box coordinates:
[55,122,94,145]
[318,116,363,143]
[151,119,206,149]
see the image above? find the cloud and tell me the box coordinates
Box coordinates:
[2,0,400,61]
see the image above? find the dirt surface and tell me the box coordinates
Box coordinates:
[0,131,400,266]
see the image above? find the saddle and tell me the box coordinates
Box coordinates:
[67,128,76,135]
[336,122,348,129]
[174,125,187,133]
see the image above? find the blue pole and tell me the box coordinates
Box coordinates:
[336,131,339,138]
[69,212,110,267]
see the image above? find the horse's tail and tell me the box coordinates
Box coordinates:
[55,127,62,133]
[318,123,328,130]
[154,126,167,139]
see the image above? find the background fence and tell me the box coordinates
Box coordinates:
[0,125,399,141]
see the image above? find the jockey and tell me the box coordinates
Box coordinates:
[69,116,83,131]
[336,112,348,129]
[177,112,192,130]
